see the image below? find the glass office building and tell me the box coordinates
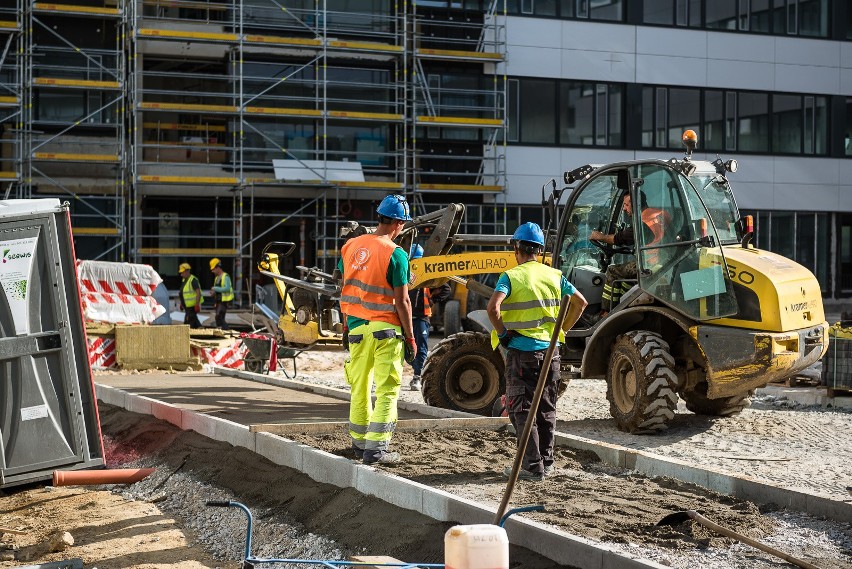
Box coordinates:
[0,0,850,297]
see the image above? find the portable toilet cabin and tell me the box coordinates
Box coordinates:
[0,199,104,488]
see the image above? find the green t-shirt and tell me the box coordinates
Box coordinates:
[338,246,409,329]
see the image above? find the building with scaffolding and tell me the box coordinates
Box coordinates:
[3,0,852,299]
[0,0,509,298]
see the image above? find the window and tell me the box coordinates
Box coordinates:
[641,0,828,38]
[512,78,623,146]
[846,98,852,157]
[506,0,623,20]
[772,94,802,153]
[519,79,556,144]
[737,92,769,152]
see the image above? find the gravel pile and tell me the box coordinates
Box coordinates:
[115,464,351,567]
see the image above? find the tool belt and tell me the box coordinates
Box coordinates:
[348,328,402,345]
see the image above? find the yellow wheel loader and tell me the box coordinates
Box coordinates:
[258,131,827,433]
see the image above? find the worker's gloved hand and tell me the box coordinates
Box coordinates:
[404,336,417,364]
[498,330,515,349]
[194,304,200,313]
[342,325,350,351]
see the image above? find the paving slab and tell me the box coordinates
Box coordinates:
[96,372,429,425]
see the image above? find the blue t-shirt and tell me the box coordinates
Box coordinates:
[494,271,577,351]
[339,246,410,329]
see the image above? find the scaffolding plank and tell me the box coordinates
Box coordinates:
[139,102,237,113]
[418,183,503,192]
[72,227,121,236]
[338,181,403,189]
[34,77,121,89]
[0,172,19,180]
[327,110,403,121]
[0,96,18,106]
[243,35,322,47]
[137,175,239,185]
[243,106,322,117]
[137,247,238,256]
[33,2,120,16]
[416,116,503,127]
[33,152,119,162]
[327,40,403,53]
[142,122,226,132]
[137,28,237,42]
[0,21,19,29]
[416,48,503,60]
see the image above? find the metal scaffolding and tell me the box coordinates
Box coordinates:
[3,0,507,299]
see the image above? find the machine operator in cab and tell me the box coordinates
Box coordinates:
[487,222,588,481]
[590,192,670,318]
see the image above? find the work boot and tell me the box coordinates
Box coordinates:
[351,446,364,460]
[502,465,543,482]
[363,451,401,465]
[409,376,422,391]
[544,464,554,476]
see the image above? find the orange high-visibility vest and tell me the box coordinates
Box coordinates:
[340,234,402,327]
[641,208,671,265]
[423,289,432,318]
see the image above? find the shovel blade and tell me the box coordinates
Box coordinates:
[657,511,693,527]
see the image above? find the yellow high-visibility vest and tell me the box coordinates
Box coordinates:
[495,261,564,346]
[181,275,202,307]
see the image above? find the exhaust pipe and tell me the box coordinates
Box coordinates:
[52,468,156,487]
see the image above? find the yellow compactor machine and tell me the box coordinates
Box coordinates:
[259,132,827,434]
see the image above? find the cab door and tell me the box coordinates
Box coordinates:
[555,168,630,311]
[630,163,738,320]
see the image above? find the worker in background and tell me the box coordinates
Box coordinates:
[487,222,587,481]
[590,192,670,318]
[407,244,452,392]
[178,262,202,329]
[339,194,416,465]
[209,257,234,330]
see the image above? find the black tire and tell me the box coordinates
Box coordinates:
[245,359,265,374]
[682,383,753,416]
[606,330,678,434]
[421,331,504,415]
[443,299,462,338]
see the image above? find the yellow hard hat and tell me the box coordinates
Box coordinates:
[209,257,221,271]
[178,262,191,273]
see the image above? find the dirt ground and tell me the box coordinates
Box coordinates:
[0,485,220,568]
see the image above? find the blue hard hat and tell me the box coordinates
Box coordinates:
[511,222,545,247]
[376,194,412,221]
[410,244,424,259]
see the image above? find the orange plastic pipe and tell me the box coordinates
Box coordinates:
[52,468,156,487]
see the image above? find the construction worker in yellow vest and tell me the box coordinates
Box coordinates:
[209,258,234,330]
[339,194,416,465]
[487,222,587,482]
[178,262,203,329]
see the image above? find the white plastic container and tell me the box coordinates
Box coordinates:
[444,524,509,569]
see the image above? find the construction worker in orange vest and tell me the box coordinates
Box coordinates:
[339,194,416,465]
[407,244,451,392]
[590,192,671,317]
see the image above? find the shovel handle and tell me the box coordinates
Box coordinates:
[688,511,821,569]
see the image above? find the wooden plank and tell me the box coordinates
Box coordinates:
[138,28,236,42]
[34,2,120,15]
[33,152,119,162]
[417,47,502,60]
[142,122,226,132]
[250,416,510,434]
[136,175,239,184]
[34,77,120,89]
[351,556,421,569]
[327,40,403,53]
[72,227,120,236]
[139,101,236,113]
[416,115,503,126]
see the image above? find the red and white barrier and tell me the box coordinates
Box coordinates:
[77,259,162,296]
[191,340,247,369]
[82,292,166,325]
[87,336,116,369]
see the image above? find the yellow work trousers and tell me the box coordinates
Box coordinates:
[344,320,404,455]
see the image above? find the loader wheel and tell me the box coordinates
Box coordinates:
[421,331,504,415]
[606,330,679,434]
[443,300,462,337]
[682,383,753,416]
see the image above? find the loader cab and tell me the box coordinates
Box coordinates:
[556,160,739,326]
